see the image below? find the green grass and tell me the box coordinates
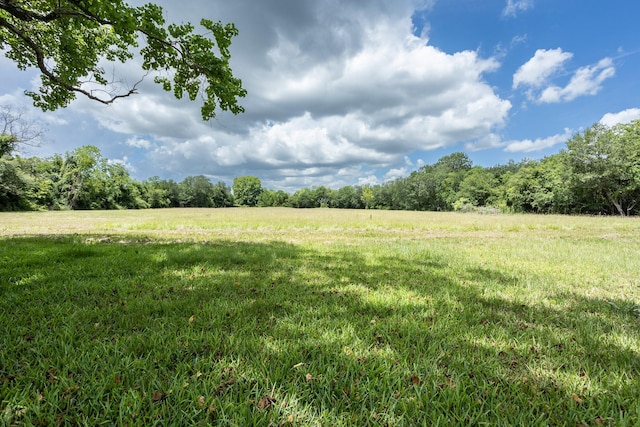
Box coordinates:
[1,208,639,426]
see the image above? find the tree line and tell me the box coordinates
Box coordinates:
[1,120,639,215]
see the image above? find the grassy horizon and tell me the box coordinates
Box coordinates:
[1,208,639,425]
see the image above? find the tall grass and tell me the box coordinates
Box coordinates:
[1,208,639,425]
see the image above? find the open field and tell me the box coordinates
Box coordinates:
[1,208,639,425]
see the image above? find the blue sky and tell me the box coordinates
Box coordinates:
[412,0,640,165]
[1,0,639,191]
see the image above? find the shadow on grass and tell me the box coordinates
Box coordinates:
[1,235,639,426]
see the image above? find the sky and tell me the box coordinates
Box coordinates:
[1,0,640,192]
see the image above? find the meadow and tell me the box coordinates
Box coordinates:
[1,208,639,426]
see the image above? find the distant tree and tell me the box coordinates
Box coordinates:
[536,154,575,214]
[376,180,408,210]
[361,186,374,209]
[54,145,144,210]
[496,155,572,214]
[0,134,16,158]
[180,175,216,207]
[404,167,440,211]
[434,152,473,172]
[486,160,521,181]
[433,152,473,210]
[232,176,262,206]
[289,188,314,208]
[0,155,31,210]
[105,162,148,209]
[16,154,64,209]
[566,121,640,216]
[371,183,394,210]
[0,106,37,209]
[312,186,332,208]
[1,105,45,156]
[258,189,289,207]
[210,181,234,207]
[0,1,246,119]
[258,189,276,207]
[144,176,171,208]
[456,167,498,207]
[156,179,182,207]
[58,145,106,209]
[332,185,362,209]
[272,190,290,207]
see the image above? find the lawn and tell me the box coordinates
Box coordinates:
[1,208,639,426]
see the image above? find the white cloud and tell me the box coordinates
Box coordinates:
[3,0,527,189]
[538,58,615,103]
[0,92,21,106]
[63,1,511,188]
[108,156,137,173]
[510,34,528,48]
[504,128,573,153]
[514,50,615,104]
[0,91,66,126]
[383,167,411,181]
[358,175,380,186]
[513,48,573,89]
[465,133,504,151]
[600,108,640,127]
[502,0,534,17]
[77,93,207,140]
[125,137,154,149]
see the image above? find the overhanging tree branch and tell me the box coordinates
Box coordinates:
[0,15,138,104]
[0,0,246,119]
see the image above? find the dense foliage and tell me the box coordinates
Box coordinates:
[1,120,639,215]
[0,0,246,119]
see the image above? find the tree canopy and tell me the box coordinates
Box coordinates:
[0,0,246,119]
[566,121,640,216]
[2,120,640,216]
[232,176,262,207]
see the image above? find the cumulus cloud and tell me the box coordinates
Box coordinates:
[466,128,573,153]
[514,50,615,103]
[538,58,615,103]
[504,128,573,153]
[600,108,640,127]
[384,167,411,181]
[64,0,511,187]
[513,48,573,89]
[465,133,504,151]
[125,137,154,149]
[0,92,21,107]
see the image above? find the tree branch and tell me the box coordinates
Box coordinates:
[0,15,140,104]
[1,0,183,83]
[0,0,246,118]
[0,0,109,24]
[65,0,185,58]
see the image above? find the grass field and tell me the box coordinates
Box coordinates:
[1,208,639,426]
